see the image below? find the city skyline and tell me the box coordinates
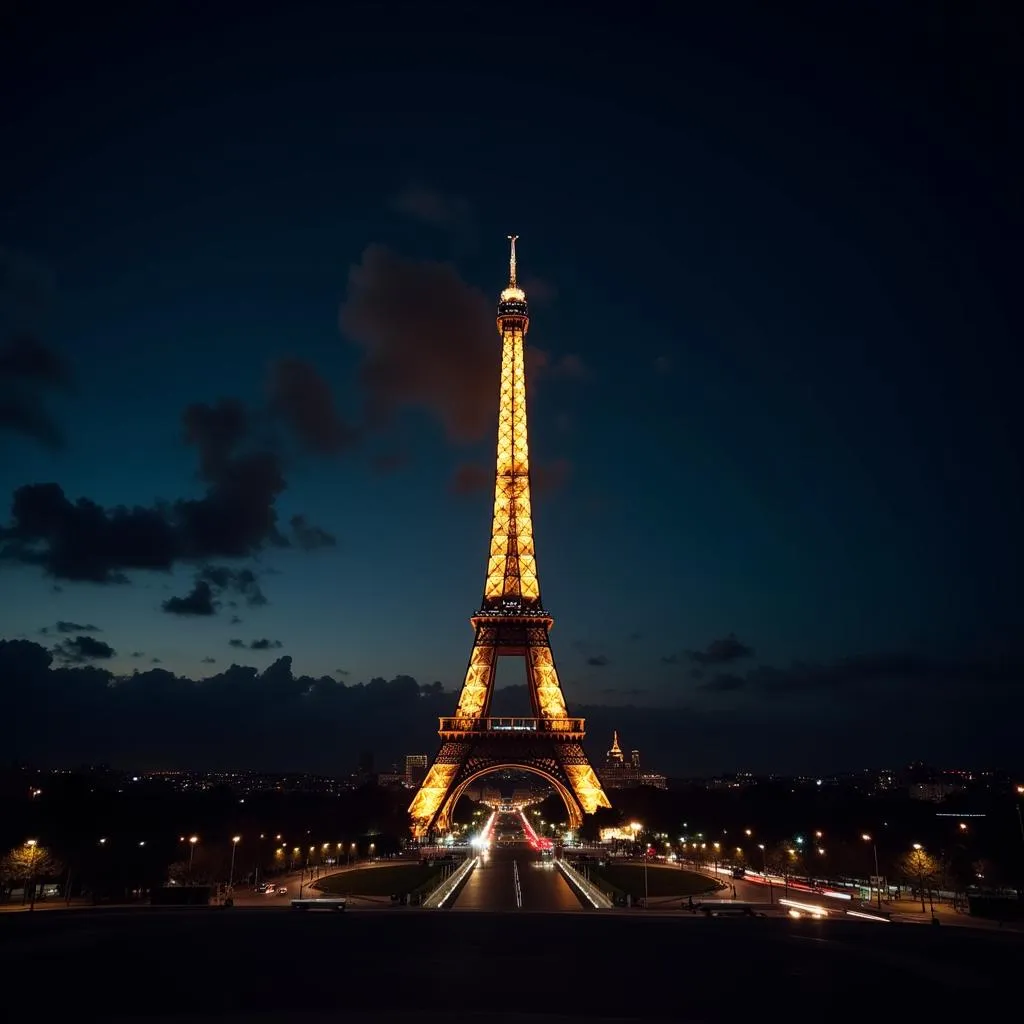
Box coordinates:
[2,5,1020,773]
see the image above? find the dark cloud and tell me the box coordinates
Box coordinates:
[1,639,1021,774]
[289,514,336,551]
[151,657,161,664]
[0,248,68,449]
[229,615,242,625]
[201,657,216,664]
[390,184,473,234]
[340,245,497,443]
[0,335,72,449]
[693,652,1024,699]
[130,651,144,658]
[53,635,115,663]
[586,655,610,667]
[39,621,101,635]
[162,580,217,617]
[268,358,357,455]
[229,638,282,650]
[0,392,335,584]
[698,672,746,693]
[660,654,679,665]
[628,632,643,642]
[600,687,646,697]
[685,634,755,666]
[197,565,268,607]
[250,638,283,651]
[335,668,350,676]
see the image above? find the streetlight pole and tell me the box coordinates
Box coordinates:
[26,840,39,912]
[758,845,772,904]
[188,836,198,882]
[229,836,241,891]
[862,834,881,909]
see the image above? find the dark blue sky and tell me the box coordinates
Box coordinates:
[1,3,1020,773]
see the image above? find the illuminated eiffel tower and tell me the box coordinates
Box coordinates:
[409,237,611,839]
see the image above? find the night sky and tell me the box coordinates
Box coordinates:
[1,3,1020,775]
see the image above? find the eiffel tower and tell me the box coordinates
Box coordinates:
[409,237,611,839]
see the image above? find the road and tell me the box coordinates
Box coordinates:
[454,843,584,911]
[1,904,1019,1017]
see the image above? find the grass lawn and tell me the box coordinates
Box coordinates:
[587,863,720,900]
[313,863,444,897]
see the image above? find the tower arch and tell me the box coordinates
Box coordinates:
[433,761,584,836]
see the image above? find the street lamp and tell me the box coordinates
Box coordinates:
[862,834,881,909]
[188,835,198,881]
[229,836,241,890]
[26,840,39,912]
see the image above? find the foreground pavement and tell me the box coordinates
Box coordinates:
[1,904,1019,1018]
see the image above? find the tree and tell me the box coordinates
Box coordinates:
[0,843,63,902]
[897,848,939,913]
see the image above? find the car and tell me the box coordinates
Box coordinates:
[277,886,288,895]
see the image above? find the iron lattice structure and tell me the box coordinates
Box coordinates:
[409,237,612,839]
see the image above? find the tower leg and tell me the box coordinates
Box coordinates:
[408,742,470,840]
[556,742,613,816]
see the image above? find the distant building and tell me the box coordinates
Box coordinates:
[405,754,428,788]
[597,731,667,790]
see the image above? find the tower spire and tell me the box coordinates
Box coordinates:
[508,234,519,288]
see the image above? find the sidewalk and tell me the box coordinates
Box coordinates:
[884,899,1023,932]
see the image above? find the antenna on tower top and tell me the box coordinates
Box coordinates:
[507,234,519,287]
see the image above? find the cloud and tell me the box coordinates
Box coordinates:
[201,657,216,664]
[0,335,72,449]
[654,355,672,374]
[1,639,1021,774]
[229,615,242,625]
[685,634,755,666]
[130,651,144,658]
[229,638,283,650]
[340,245,497,443]
[163,580,217,617]
[0,390,335,585]
[694,652,1024,699]
[390,184,473,234]
[335,668,350,676]
[250,638,283,650]
[268,358,357,455]
[587,655,610,667]
[289,515,336,551]
[41,621,101,634]
[52,635,115,663]
[697,672,746,693]
[197,565,268,607]
[0,249,68,449]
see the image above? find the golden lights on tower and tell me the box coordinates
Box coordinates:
[407,237,611,839]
